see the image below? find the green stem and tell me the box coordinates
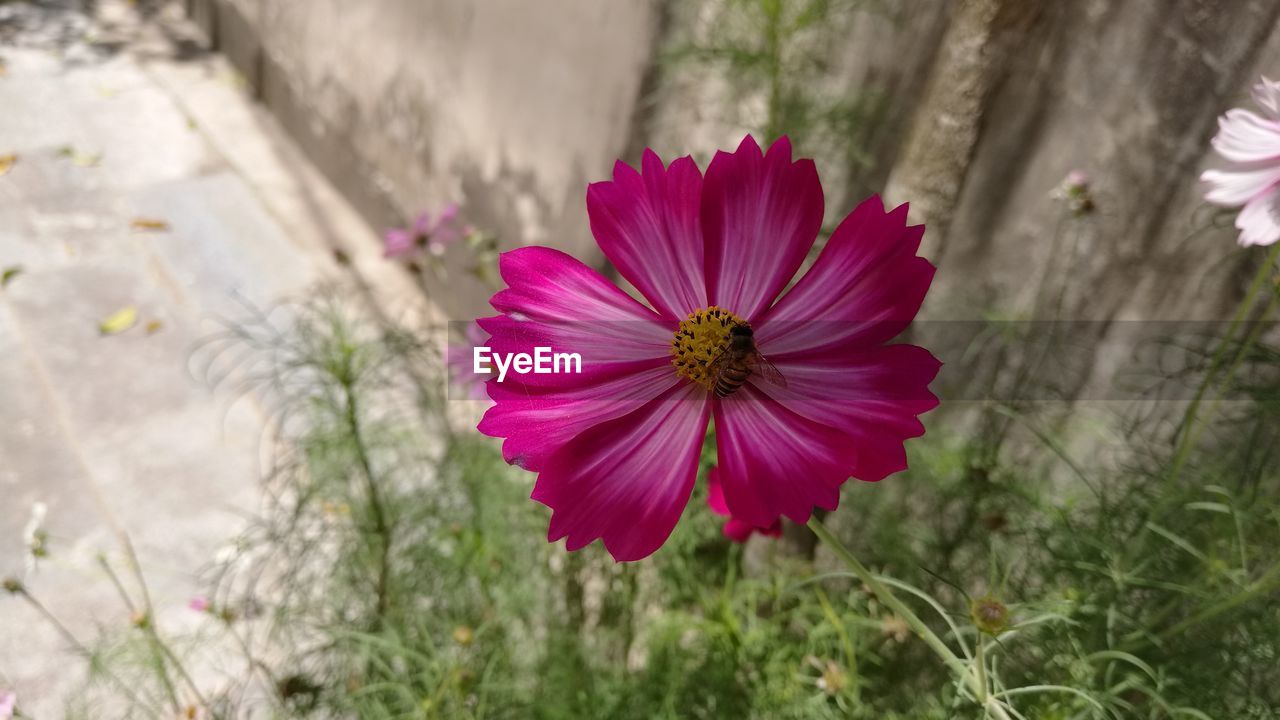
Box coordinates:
[762,0,784,141]
[807,518,1013,718]
[113,540,210,710]
[1215,267,1280,405]
[344,381,393,621]
[807,519,967,678]
[975,636,989,704]
[15,587,163,717]
[1168,242,1280,483]
[1156,559,1280,643]
[98,556,185,713]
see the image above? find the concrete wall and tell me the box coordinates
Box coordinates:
[185,0,1280,335]
[186,0,661,318]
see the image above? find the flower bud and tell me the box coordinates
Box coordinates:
[452,625,474,646]
[881,615,910,643]
[816,660,847,696]
[970,596,1010,636]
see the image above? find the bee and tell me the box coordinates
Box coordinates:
[706,323,787,398]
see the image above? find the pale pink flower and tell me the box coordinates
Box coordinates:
[188,596,210,613]
[1052,170,1094,215]
[478,136,940,561]
[0,690,15,720]
[1202,77,1280,246]
[383,204,468,259]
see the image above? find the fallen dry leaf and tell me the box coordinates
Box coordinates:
[131,218,171,232]
[145,319,163,334]
[0,154,16,176]
[99,306,138,335]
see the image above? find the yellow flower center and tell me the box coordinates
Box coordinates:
[670,305,745,390]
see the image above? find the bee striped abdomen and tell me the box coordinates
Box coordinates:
[714,363,751,397]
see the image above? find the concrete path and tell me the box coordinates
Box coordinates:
[0,1,427,714]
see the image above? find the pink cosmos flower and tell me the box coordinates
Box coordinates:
[1202,77,1280,246]
[0,690,14,720]
[707,466,781,542]
[383,204,468,258]
[478,135,940,561]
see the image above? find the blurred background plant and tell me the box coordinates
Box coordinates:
[660,0,888,174]
[12,242,1278,717]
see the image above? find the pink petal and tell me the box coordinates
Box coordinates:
[706,465,731,516]
[1202,161,1280,206]
[481,247,674,386]
[588,150,707,318]
[756,344,941,482]
[732,517,783,541]
[479,364,679,470]
[702,136,824,321]
[432,203,460,230]
[758,195,934,355]
[412,211,434,235]
[532,382,711,562]
[722,517,758,543]
[383,228,417,258]
[707,466,783,543]
[1235,189,1280,247]
[1211,109,1280,163]
[714,384,860,528]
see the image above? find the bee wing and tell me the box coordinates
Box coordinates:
[749,351,788,388]
[704,347,733,383]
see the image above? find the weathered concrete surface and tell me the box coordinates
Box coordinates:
[187,0,661,321]
[194,0,1280,328]
[641,0,1279,324]
[901,0,1280,323]
[0,2,428,714]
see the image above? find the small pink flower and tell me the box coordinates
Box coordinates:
[188,596,210,613]
[707,466,781,542]
[447,322,493,400]
[1053,170,1094,215]
[478,136,939,561]
[0,690,15,720]
[383,204,468,259]
[1063,170,1089,191]
[1202,77,1280,246]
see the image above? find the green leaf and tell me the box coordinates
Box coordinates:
[58,146,102,167]
[1184,502,1231,514]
